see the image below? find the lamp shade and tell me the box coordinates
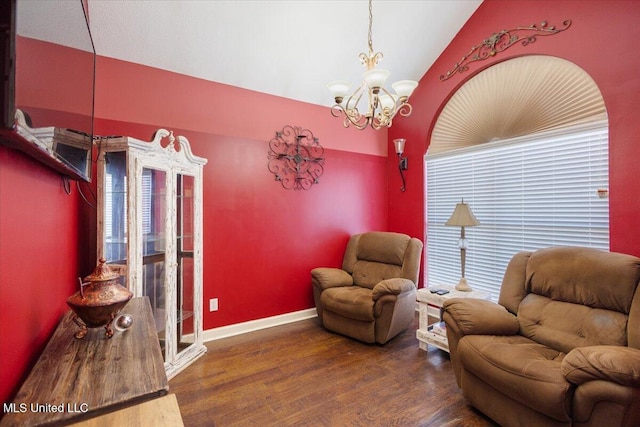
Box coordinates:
[393,138,406,155]
[445,200,480,227]
[392,80,419,98]
[363,68,391,90]
[327,80,352,101]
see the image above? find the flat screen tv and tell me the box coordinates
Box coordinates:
[0,0,95,182]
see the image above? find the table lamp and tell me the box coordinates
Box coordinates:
[445,199,480,291]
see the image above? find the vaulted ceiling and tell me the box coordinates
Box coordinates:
[19,0,482,108]
[88,1,483,107]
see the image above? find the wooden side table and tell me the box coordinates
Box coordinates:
[416,286,491,352]
[1,297,168,427]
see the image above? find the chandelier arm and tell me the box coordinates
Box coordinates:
[379,103,411,129]
[378,86,398,110]
[346,107,371,129]
[346,111,370,130]
[351,118,370,131]
[346,84,366,111]
[378,86,393,97]
[331,104,371,130]
[368,92,377,115]
[372,87,396,126]
[330,104,345,118]
[372,115,390,130]
[396,102,413,118]
[338,83,368,126]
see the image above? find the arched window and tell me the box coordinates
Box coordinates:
[425,56,609,296]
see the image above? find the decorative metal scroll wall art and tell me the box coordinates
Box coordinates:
[440,19,572,81]
[267,125,325,190]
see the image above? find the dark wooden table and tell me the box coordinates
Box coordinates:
[1,297,168,426]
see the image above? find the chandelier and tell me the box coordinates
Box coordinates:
[327,0,419,130]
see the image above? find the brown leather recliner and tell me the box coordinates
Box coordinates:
[442,246,640,427]
[311,231,423,344]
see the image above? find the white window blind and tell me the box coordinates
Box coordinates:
[105,173,113,239]
[425,120,609,298]
[105,173,127,239]
[142,169,153,235]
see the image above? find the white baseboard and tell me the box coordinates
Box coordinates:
[202,308,318,342]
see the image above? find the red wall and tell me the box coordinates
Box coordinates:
[387,0,640,258]
[0,37,96,404]
[0,146,86,404]
[16,37,94,120]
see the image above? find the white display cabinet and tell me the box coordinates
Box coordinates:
[96,129,207,379]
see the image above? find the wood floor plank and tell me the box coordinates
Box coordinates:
[169,315,497,426]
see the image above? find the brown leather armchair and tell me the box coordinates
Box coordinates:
[442,246,640,427]
[311,231,423,344]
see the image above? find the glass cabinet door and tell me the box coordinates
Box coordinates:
[140,168,168,352]
[102,151,128,283]
[176,174,195,357]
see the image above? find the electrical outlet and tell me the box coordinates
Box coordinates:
[209,298,219,312]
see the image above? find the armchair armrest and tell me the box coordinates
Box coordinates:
[443,298,520,389]
[372,278,415,300]
[561,345,640,388]
[442,298,520,336]
[311,267,353,291]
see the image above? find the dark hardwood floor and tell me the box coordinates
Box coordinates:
[169,314,497,427]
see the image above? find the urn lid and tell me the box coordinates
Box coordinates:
[84,258,119,282]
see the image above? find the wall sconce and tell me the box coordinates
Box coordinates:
[393,138,408,192]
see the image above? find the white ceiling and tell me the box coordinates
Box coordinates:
[20,0,483,108]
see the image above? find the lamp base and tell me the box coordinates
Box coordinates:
[455,277,473,292]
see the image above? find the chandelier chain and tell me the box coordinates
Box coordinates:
[367,0,374,55]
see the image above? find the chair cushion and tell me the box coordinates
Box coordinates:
[458,334,571,422]
[352,261,403,289]
[321,287,374,321]
[345,232,409,289]
[518,293,628,354]
[526,246,640,314]
[356,232,409,266]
